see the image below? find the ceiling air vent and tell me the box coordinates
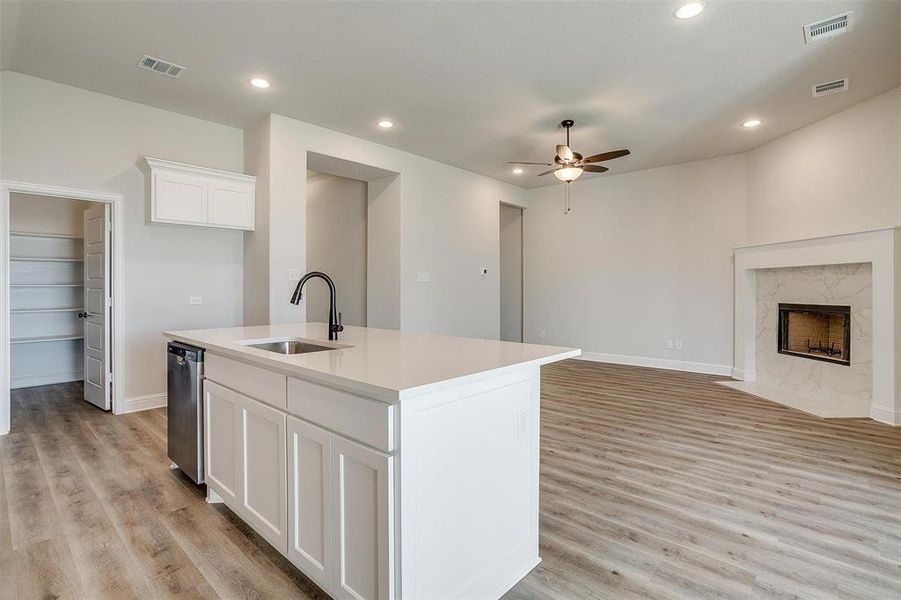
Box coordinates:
[812,78,849,98]
[137,55,187,79]
[803,12,853,44]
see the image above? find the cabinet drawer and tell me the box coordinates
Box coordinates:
[288,378,394,453]
[206,354,287,410]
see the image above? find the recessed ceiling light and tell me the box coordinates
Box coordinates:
[512,168,524,175]
[250,78,270,89]
[741,119,763,128]
[675,2,705,19]
[377,119,394,129]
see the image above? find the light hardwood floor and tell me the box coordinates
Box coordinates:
[2,361,901,599]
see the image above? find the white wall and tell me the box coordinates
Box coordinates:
[522,86,901,374]
[523,155,747,373]
[9,193,94,236]
[305,170,368,326]
[0,72,246,400]
[250,114,528,340]
[746,86,901,244]
[243,116,271,327]
[499,203,522,342]
[366,175,402,329]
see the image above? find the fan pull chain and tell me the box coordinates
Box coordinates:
[564,182,572,215]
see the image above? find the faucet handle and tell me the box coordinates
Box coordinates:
[337,312,344,332]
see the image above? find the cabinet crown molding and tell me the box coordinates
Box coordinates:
[141,156,256,183]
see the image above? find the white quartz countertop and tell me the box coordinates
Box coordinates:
[164,323,580,402]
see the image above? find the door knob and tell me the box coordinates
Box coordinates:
[77,312,88,319]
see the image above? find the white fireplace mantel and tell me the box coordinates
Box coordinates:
[733,227,901,425]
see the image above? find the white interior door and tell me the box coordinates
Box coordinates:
[83,205,110,410]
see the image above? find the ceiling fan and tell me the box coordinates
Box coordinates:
[510,119,630,213]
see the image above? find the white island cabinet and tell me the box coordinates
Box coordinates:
[165,323,579,600]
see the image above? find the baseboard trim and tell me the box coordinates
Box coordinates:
[869,404,899,426]
[120,392,167,414]
[578,352,733,377]
[10,370,83,389]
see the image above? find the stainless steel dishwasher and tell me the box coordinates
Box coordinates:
[167,341,204,484]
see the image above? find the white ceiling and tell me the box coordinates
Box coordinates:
[2,1,899,188]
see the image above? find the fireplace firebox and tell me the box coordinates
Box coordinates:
[777,303,851,366]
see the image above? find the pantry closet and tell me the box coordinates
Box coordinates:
[9,193,94,389]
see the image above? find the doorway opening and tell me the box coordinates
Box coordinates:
[302,152,400,330]
[305,171,368,327]
[499,203,523,342]
[1,181,125,435]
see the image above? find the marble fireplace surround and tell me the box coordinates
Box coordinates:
[732,227,901,425]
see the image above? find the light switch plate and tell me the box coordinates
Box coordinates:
[189,296,203,305]
[416,271,430,283]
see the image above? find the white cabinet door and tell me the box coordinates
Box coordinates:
[207,180,254,229]
[154,170,208,224]
[332,437,394,600]
[204,381,240,504]
[237,393,288,554]
[287,416,333,591]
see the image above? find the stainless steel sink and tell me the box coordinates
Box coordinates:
[245,340,335,355]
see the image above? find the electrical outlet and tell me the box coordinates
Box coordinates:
[189,296,203,305]
[516,407,529,440]
[675,339,683,350]
[288,268,302,281]
[539,329,546,339]
[666,339,674,349]
[416,271,430,283]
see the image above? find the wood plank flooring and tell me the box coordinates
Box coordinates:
[0,382,329,600]
[506,361,901,600]
[2,362,900,599]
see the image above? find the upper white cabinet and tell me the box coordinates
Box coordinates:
[142,157,255,230]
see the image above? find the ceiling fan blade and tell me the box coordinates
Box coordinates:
[537,168,560,176]
[582,165,609,173]
[556,144,574,162]
[582,149,631,163]
[508,161,554,166]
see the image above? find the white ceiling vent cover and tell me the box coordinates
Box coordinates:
[803,12,853,44]
[137,55,187,78]
[812,78,849,98]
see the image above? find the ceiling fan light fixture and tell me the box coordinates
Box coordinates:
[554,167,584,183]
[675,2,705,19]
[741,118,763,128]
[511,168,524,175]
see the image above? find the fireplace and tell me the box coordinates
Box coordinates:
[778,303,851,366]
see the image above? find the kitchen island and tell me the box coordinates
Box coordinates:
[164,323,579,600]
